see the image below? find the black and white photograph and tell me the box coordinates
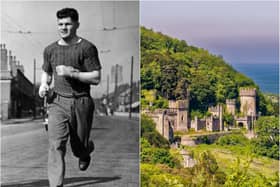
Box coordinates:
[1,1,139,187]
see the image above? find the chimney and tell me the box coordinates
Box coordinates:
[1,43,8,71]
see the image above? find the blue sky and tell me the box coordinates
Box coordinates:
[140,1,279,65]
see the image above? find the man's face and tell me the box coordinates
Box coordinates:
[57,17,79,40]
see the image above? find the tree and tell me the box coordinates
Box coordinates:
[251,116,279,159]
[141,115,170,148]
[160,62,178,100]
[174,78,189,100]
[192,151,226,186]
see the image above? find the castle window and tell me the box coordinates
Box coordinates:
[181,115,184,121]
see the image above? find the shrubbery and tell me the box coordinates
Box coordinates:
[251,116,279,160]
[225,158,279,187]
[141,115,169,148]
[192,151,226,186]
[141,164,190,187]
[216,133,249,146]
[141,138,180,168]
[141,115,181,168]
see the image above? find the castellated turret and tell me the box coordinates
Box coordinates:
[226,99,236,115]
[239,88,256,117]
[169,100,189,131]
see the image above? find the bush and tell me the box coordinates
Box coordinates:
[141,164,189,187]
[141,138,180,168]
[251,116,279,159]
[216,134,249,146]
[141,115,170,148]
[224,158,278,187]
[192,151,226,186]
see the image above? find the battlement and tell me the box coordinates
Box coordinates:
[169,100,188,109]
[208,104,222,113]
[226,99,236,105]
[239,88,256,97]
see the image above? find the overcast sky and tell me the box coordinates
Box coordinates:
[140,1,278,65]
[1,1,139,97]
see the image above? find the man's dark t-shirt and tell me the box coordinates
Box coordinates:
[42,38,101,95]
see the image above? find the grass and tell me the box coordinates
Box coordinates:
[185,143,279,178]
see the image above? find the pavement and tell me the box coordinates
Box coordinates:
[1,115,139,187]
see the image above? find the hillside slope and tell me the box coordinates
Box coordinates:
[141,27,268,114]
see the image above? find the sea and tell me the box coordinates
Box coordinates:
[231,63,279,94]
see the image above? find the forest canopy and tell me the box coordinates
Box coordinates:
[141,27,272,115]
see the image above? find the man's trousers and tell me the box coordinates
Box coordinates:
[47,93,94,187]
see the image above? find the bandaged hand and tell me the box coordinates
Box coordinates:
[56,65,80,77]
[38,83,49,98]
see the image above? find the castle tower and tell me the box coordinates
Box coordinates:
[239,88,256,117]
[226,99,236,115]
[208,104,223,131]
[169,100,189,131]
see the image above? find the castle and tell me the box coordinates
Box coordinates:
[142,87,257,141]
[142,100,190,141]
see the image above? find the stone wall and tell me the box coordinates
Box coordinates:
[191,116,206,131]
[226,99,236,115]
[181,132,233,146]
[239,87,256,116]
[206,116,220,131]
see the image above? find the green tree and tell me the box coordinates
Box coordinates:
[192,151,226,186]
[141,115,170,148]
[251,116,279,159]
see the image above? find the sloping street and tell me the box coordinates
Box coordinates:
[1,115,139,187]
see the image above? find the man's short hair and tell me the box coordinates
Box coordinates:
[56,8,79,22]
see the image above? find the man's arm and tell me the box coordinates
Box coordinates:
[56,65,101,85]
[71,70,101,85]
[38,71,52,98]
[41,71,52,85]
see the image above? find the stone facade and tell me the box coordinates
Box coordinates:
[239,88,256,117]
[0,44,39,120]
[226,99,236,115]
[169,100,189,131]
[234,87,257,129]
[208,104,223,131]
[142,84,258,141]
[191,116,205,131]
[206,115,220,131]
[142,99,189,141]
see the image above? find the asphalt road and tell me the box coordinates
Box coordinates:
[1,116,139,187]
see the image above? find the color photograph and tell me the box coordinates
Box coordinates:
[140,1,279,186]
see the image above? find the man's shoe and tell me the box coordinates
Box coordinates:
[78,141,95,171]
[79,156,91,171]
